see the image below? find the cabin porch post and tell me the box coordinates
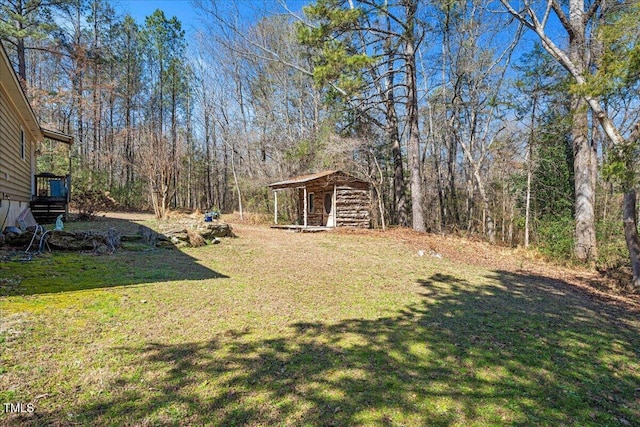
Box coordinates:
[303,187,308,227]
[273,190,278,225]
[333,184,337,227]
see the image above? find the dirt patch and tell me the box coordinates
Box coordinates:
[101,211,156,222]
[0,312,31,344]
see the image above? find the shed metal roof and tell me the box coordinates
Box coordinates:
[268,170,368,190]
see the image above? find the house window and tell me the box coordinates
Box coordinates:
[308,193,314,213]
[20,129,25,160]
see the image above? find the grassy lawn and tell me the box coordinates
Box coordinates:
[1,217,639,426]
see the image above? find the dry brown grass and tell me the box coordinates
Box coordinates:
[51,209,640,310]
[334,226,640,310]
[224,211,273,225]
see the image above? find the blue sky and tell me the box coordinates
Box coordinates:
[113,0,543,71]
[116,0,309,37]
[119,0,202,34]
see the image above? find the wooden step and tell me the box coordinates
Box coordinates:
[30,199,68,224]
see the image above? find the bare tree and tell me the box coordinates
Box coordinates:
[435,0,521,243]
[501,0,640,284]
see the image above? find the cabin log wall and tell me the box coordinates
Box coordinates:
[335,185,370,228]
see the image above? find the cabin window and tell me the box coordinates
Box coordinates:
[20,129,25,160]
[308,193,314,213]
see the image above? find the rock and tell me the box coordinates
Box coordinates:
[430,250,443,259]
[165,235,188,248]
[153,220,235,248]
[47,231,97,251]
[137,225,158,246]
[167,231,189,243]
[4,230,34,247]
[197,223,236,239]
[187,229,206,248]
[156,240,176,249]
[47,230,121,253]
[94,244,112,255]
[105,228,121,252]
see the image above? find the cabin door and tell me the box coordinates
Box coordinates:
[323,192,334,227]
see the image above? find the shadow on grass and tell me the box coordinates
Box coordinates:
[23,270,640,426]
[0,217,227,296]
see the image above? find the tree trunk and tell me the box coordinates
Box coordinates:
[430,109,446,231]
[501,0,639,282]
[623,190,640,288]
[524,156,532,248]
[572,115,598,261]
[373,156,387,231]
[404,0,426,233]
[384,15,408,227]
[222,139,229,211]
[16,35,26,82]
[525,95,537,248]
[13,0,27,81]
[171,66,178,208]
[447,136,460,226]
[569,0,598,262]
[473,167,496,244]
[230,140,243,220]
[389,105,407,227]
[205,104,213,209]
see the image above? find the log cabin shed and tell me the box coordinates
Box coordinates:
[269,170,371,229]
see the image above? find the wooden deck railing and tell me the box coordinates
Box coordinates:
[33,173,70,201]
[30,173,71,223]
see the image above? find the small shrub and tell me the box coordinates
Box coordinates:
[534,216,575,261]
[227,211,272,225]
[596,219,628,271]
[109,181,147,209]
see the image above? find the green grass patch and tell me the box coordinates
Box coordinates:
[0,222,639,426]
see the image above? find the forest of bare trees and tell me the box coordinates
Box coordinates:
[1,0,639,280]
